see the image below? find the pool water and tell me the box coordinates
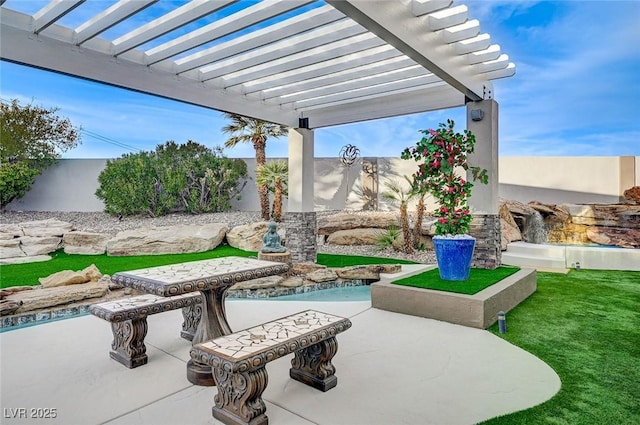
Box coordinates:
[267,285,371,302]
[2,286,372,332]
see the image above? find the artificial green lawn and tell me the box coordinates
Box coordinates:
[391,265,520,295]
[0,247,416,288]
[480,269,640,425]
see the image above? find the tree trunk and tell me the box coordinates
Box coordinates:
[254,139,270,220]
[258,184,270,221]
[413,195,425,249]
[273,181,282,222]
[400,202,413,254]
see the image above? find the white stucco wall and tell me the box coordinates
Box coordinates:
[3,156,637,213]
[498,156,634,204]
[5,159,107,212]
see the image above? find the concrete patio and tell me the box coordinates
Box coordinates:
[1,286,560,425]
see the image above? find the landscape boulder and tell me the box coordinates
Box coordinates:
[64,231,112,255]
[0,286,34,299]
[500,218,522,250]
[279,276,304,288]
[0,299,23,316]
[0,224,23,240]
[6,282,109,314]
[107,224,227,255]
[327,228,384,245]
[562,204,640,228]
[20,219,74,237]
[0,239,25,259]
[306,268,339,283]
[39,264,103,288]
[226,222,284,252]
[317,211,399,235]
[290,262,326,275]
[335,264,402,280]
[586,226,640,248]
[623,186,640,204]
[0,255,51,265]
[18,236,61,256]
[231,276,284,290]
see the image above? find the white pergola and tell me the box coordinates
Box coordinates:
[0,0,514,128]
[0,0,516,262]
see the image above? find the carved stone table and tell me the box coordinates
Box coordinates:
[111,256,290,386]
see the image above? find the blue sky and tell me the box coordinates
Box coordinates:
[1,1,639,159]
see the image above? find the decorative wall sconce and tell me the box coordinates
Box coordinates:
[470,109,484,122]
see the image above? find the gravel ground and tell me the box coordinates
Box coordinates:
[0,210,437,264]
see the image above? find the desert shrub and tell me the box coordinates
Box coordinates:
[0,99,81,208]
[0,161,41,207]
[96,141,247,216]
[377,225,401,250]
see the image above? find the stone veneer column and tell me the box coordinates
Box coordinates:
[469,214,501,269]
[286,212,317,263]
[286,128,317,262]
[467,100,501,269]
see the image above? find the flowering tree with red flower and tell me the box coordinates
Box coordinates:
[401,119,488,236]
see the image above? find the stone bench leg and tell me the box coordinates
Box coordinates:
[290,337,338,392]
[109,319,148,369]
[180,304,202,341]
[212,367,268,425]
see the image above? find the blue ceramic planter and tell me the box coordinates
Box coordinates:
[433,236,476,281]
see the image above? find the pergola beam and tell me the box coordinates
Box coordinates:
[144,0,314,65]
[171,5,344,74]
[207,33,385,85]
[257,56,417,98]
[74,0,158,45]
[1,0,515,129]
[33,0,85,34]
[274,65,427,102]
[326,0,487,101]
[236,45,402,94]
[111,0,236,56]
[195,19,366,82]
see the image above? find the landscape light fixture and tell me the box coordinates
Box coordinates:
[470,109,484,121]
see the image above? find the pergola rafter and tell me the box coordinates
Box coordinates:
[0,0,515,128]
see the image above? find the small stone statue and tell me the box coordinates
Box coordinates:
[261,221,286,253]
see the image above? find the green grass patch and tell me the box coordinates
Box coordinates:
[0,246,256,288]
[480,269,640,425]
[316,253,416,268]
[0,248,417,288]
[392,266,520,295]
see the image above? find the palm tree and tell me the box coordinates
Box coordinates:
[256,160,288,222]
[221,113,288,220]
[382,178,415,254]
[410,180,428,249]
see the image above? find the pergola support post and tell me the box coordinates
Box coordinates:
[467,99,501,269]
[286,128,317,263]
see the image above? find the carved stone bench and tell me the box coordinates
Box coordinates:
[190,309,352,425]
[89,293,202,368]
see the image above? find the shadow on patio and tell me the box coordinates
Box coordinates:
[1,297,559,425]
